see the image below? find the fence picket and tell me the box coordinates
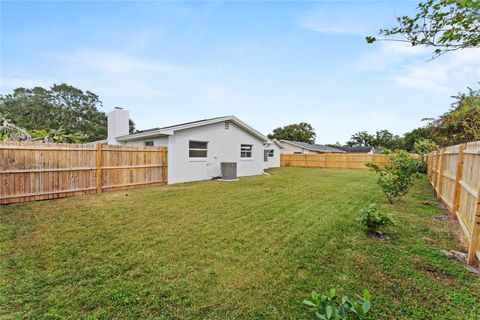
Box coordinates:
[427,141,480,266]
[0,142,167,204]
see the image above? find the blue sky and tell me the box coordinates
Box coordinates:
[1,1,479,144]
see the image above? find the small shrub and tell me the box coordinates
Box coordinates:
[303,289,372,320]
[366,151,422,204]
[357,204,392,233]
[380,148,392,155]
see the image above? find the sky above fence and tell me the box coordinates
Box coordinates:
[1,1,479,144]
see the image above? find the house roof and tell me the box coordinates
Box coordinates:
[279,140,345,153]
[115,115,270,143]
[337,146,376,153]
[265,139,284,149]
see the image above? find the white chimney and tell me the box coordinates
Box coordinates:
[107,107,130,145]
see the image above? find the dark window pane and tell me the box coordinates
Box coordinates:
[189,150,207,158]
[241,144,252,151]
[144,141,154,146]
[189,141,208,149]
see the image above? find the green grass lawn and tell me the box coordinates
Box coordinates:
[1,168,479,319]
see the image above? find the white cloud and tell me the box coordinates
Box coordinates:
[296,9,368,35]
[357,42,430,71]
[358,42,480,93]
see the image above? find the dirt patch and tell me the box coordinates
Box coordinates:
[368,231,389,241]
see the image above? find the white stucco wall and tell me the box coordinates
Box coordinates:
[124,122,266,184]
[123,136,169,147]
[263,144,280,168]
[166,122,265,184]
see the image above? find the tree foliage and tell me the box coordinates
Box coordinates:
[268,122,316,143]
[366,151,423,204]
[413,138,439,155]
[428,86,480,146]
[346,130,404,149]
[0,83,135,142]
[366,0,480,59]
[346,131,375,147]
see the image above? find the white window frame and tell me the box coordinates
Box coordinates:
[144,141,154,146]
[241,144,253,158]
[268,150,274,157]
[189,140,208,159]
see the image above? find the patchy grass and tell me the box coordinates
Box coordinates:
[1,168,479,319]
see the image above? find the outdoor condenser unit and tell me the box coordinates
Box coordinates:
[221,162,237,180]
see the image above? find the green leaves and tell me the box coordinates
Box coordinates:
[303,289,372,319]
[366,0,480,59]
[0,83,127,142]
[357,204,393,233]
[267,122,316,144]
[367,151,423,204]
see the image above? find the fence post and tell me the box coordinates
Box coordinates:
[467,189,480,265]
[436,149,445,199]
[452,144,466,219]
[162,147,167,185]
[96,143,103,193]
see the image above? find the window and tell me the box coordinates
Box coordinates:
[294,152,302,155]
[189,141,208,158]
[144,141,154,146]
[241,144,252,158]
[268,150,274,157]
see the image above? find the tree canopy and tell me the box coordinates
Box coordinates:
[366,0,480,59]
[428,86,480,146]
[0,83,135,143]
[268,123,316,143]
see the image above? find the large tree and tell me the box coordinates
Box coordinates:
[268,123,316,143]
[428,86,480,146]
[0,83,134,142]
[366,0,480,59]
[346,131,375,147]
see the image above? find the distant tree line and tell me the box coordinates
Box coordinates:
[346,86,480,150]
[268,85,479,152]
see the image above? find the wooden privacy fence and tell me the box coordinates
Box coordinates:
[280,153,390,170]
[0,141,167,205]
[427,141,480,265]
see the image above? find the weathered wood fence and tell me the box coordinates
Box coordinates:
[0,142,167,205]
[427,141,480,265]
[280,153,390,170]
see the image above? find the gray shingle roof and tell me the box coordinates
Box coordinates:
[281,140,345,153]
[337,146,376,153]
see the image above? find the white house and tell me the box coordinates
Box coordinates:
[107,108,282,184]
[278,140,345,154]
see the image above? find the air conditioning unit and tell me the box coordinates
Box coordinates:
[221,162,237,180]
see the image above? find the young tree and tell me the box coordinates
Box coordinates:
[366,0,480,59]
[268,123,316,143]
[0,83,136,142]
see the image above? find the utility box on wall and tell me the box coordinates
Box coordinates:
[221,162,237,180]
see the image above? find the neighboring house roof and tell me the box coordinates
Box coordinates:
[265,139,285,149]
[338,146,376,153]
[280,140,345,153]
[115,115,270,143]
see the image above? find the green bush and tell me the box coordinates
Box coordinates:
[357,204,392,233]
[303,289,372,320]
[366,151,422,204]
